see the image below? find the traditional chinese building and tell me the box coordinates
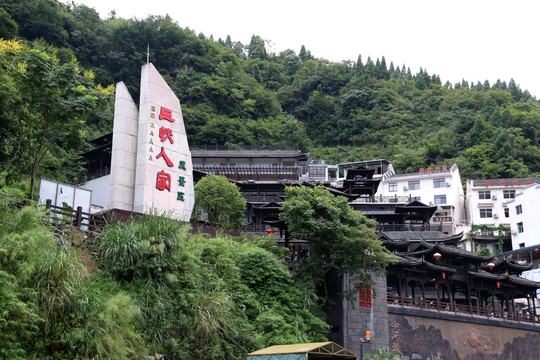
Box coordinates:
[191,145,310,182]
[375,164,466,235]
[81,63,194,220]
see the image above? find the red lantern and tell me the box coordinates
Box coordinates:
[496,281,501,289]
[266,228,275,234]
[435,284,438,289]
[433,252,442,261]
[487,263,495,270]
[442,272,446,280]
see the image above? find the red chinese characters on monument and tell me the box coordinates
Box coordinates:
[154,106,175,192]
[156,170,171,191]
[159,106,175,122]
[486,180,492,186]
[153,106,188,201]
[159,127,174,144]
[156,146,173,167]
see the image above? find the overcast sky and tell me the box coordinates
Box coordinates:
[72,0,540,98]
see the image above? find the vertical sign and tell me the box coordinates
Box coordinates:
[134,63,194,220]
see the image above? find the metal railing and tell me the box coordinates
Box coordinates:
[387,293,539,326]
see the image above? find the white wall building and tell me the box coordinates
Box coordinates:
[466,177,540,228]
[376,164,465,235]
[507,183,540,250]
[466,176,540,253]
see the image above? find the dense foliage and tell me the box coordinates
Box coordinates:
[2,0,540,191]
[193,174,247,229]
[280,185,394,287]
[0,198,328,359]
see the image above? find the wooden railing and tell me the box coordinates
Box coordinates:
[45,199,105,232]
[387,293,539,326]
[376,223,443,232]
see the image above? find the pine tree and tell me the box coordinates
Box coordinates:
[225,35,233,48]
[299,45,311,61]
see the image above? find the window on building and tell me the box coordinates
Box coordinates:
[309,167,326,177]
[434,195,447,204]
[388,182,397,192]
[517,222,524,233]
[433,178,446,188]
[516,205,522,215]
[408,180,420,190]
[503,190,516,199]
[478,190,491,200]
[504,208,510,218]
[519,243,525,248]
[480,209,492,218]
[358,283,372,308]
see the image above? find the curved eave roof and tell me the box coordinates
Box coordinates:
[407,243,493,261]
[248,342,357,359]
[486,257,534,271]
[380,231,463,243]
[393,255,423,266]
[392,254,458,273]
[379,233,410,246]
[422,260,458,273]
[506,275,540,289]
[468,270,505,280]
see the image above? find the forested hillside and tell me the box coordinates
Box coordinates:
[2,0,540,188]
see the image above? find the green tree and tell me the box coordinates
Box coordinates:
[0,7,17,39]
[193,175,247,229]
[0,40,107,198]
[279,185,393,285]
[247,35,266,59]
[365,349,401,360]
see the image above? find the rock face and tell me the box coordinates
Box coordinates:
[388,314,540,360]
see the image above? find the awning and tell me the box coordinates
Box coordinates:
[247,342,357,360]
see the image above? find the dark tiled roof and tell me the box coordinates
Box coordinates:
[422,260,457,273]
[379,234,410,246]
[393,255,422,266]
[468,270,505,280]
[392,255,456,273]
[484,257,534,271]
[506,275,540,288]
[404,242,492,261]
[382,231,463,242]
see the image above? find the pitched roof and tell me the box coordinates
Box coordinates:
[248,342,357,359]
[382,231,463,242]
[403,242,493,261]
[482,257,533,272]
